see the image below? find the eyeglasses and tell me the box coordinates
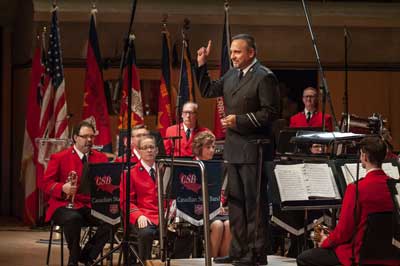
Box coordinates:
[78,134,96,140]
[140,145,156,151]
[182,111,197,115]
[303,95,317,99]
[133,133,149,138]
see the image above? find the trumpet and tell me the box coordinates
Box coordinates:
[310,219,330,247]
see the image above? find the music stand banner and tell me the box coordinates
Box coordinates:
[89,162,123,225]
[174,160,223,226]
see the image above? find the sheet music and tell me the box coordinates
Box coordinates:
[274,164,309,201]
[382,162,400,179]
[274,163,340,201]
[341,163,367,185]
[304,164,338,199]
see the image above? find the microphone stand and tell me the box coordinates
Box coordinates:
[158,136,182,266]
[343,27,350,132]
[301,0,339,132]
[91,1,143,266]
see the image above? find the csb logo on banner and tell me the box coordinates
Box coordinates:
[173,160,224,226]
[88,162,124,225]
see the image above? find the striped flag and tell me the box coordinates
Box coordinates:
[118,40,143,129]
[37,6,69,188]
[82,9,112,152]
[21,34,46,225]
[178,40,195,113]
[156,28,173,137]
[214,5,232,140]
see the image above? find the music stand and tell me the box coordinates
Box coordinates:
[387,178,400,249]
[156,158,212,266]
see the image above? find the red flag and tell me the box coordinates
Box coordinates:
[22,36,46,225]
[118,44,143,129]
[213,6,232,140]
[157,29,172,137]
[82,10,112,152]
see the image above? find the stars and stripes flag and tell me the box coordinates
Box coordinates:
[36,6,69,190]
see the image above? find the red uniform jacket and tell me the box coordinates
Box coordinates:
[114,149,140,164]
[41,146,108,222]
[120,161,159,225]
[290,111,333,132]
[164,124,208,157]
[320,169,394,266]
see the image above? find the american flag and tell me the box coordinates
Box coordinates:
[37,7,69,191]
[39,7,68,139]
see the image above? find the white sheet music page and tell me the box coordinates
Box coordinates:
[274,164,308,201]
[342,163,367,185]
[382,162,400,179]
[304,163,337,198]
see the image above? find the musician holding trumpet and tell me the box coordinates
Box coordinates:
[41,121,111,266]
[297,136,394,266]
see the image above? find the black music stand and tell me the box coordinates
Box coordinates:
[387,178,400,249]
[267,160,342,252]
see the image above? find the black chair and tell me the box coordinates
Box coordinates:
[46,221,98,266]
[46,220,65,266]
[359,211,400,265]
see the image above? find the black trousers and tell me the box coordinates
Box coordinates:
[52,207,112,265]
[130,224,194,262]
[227,163,268,262]
[296,248,341,266]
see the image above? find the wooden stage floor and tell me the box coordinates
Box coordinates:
[0,217,296,266]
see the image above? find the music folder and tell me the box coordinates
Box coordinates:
[267,161,342,210]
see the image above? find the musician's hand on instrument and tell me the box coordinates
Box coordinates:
[221,115,236,129]
[137,215,152,228]
[318,231,328,247]
[197,40,212,67]
[62,182,77,197]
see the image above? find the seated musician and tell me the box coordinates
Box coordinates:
[120,134,159,262]
[192,131,232,259]
[290,86,333,132]
[41,121,112,266]
[115,124,149,163]
[120,134,192,262]
[164,101,209,157]
[297,136,394,266]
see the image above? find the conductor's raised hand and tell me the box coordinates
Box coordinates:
[197,40,212,67]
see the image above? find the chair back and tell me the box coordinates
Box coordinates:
[359,211,400,265]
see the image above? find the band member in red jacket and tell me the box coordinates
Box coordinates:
[290,86,333,131]
[115,124,149,164]
[41,121,112,266]
[120,134,159,262]
[297,136,394,266]
[164,101,209,157]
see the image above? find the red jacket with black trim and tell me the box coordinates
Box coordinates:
[41,146,108,221]
[320,169,394,266]
[120,161,159,225]
[290,111,333,132]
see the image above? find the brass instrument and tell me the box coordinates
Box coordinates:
[310,219,330,247]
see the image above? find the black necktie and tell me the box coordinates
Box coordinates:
[82,154,87,165]
[238,70,244,80]
[306,111,312,123]
[186,129,191,140]
[149,168,156,182]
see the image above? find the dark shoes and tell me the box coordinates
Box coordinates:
[232,256,268,266]
[214,256,235,264]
